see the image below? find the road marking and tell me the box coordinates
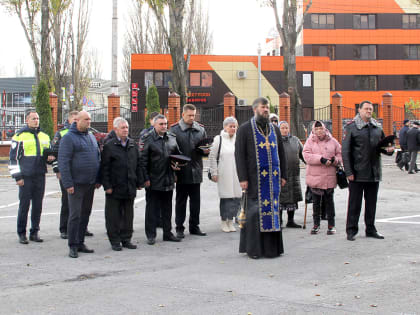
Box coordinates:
[377,214,420,225]
[0,191,60,210]
[0,196,145,219]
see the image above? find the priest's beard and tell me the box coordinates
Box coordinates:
[256,113,269,126]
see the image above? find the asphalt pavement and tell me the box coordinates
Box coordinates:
[0,156,419,315]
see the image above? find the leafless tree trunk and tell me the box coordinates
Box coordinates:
[40,0,50,82]
[189,1,213,54]
[145,0,194,105]
[71,0,91,110]
[269,0,312,138]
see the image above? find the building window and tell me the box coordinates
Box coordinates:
[403,45,420,59]
[164,72,173,87]
[302,73,312,87]
[402,14,420,29]
[311,45,335,60]
[145,72,154,88]
[154,72,163,87]
[303,108,313,121]
[201,72,213,87]
[404,75,420,90]
[353,45,376,60]
[188,72,213,87]
[330,76,336,91]
[353,14,376,29]
[354,76,377,90]
[311,14,334,29]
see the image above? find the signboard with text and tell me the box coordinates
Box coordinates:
[131,83,139,113]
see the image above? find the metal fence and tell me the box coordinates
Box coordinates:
[314,105,331,121]
[87,107,132,123]
[0,108,27,139]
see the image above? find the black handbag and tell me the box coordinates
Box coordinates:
[336,166,348,189]
[208,135,222,180]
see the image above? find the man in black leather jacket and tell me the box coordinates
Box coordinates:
[170,104,209,238]
[342,101,394,241]
[141,114,182,244]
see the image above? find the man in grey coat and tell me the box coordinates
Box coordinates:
[407,121,420,174]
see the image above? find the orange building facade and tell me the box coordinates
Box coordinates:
[302,0,420,121]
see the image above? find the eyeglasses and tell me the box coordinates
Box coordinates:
[272,120,278,123]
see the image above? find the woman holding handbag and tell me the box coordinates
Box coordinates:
[208,117,242,233]
[303,121,342,235]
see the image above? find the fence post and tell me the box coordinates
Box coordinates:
[223,92,235,119]
[168,92,181,126]
[382,92,393,136]
[332,92,343,143]
[108,93,120,132]
[279,92,291,126]
[49,93,58,133]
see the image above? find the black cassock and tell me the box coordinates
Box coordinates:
[235,119,288,258]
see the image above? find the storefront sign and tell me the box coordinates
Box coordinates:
[187,92,211,104]
[131,83,139,113]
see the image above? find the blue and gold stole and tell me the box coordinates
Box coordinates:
[251,117,281,232]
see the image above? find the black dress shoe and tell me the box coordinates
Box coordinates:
[85,230,94,237]
[408,171,416,174]
[190,228,207,236]
[111,244,122,251]
[286,221,302,228]
[78,244,94,253]
[176,231,185,239]
[60,232,68,239]
[347,234,356,241]
[122,241,137,249]
[18,234,29,244]
[147,238,155,245]
[366,231,384,239]
[163,234,181,242]
[29,233,43,242]
[69,247,79,258]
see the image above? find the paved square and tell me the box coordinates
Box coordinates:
[0,156,419,314]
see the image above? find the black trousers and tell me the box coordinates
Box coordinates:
[59,179,69,233]
[312,189,335,227]
[17,175,46,235]
[346,181,379,236]
[145,190,173,239]
[67,184,95,248]
[145,188,162,226]
[175,183,201,232]
[105,196,134,245]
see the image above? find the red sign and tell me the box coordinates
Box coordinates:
[131,82,139,112]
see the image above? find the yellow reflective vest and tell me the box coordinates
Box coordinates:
[9,126,51,180]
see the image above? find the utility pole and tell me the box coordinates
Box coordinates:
[111,0,118,95]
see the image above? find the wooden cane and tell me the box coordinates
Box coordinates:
[303,202,307,229]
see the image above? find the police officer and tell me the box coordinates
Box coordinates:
[170,104,209,238]
[141,114,182,244]
[9,110,53,244]
[51,111,78,239]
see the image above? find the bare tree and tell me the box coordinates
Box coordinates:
[40,0,50,82]
[14,59,27,77]
[189,1,213,54]
[145,0,195,105]
[50,0,72,117]
[87,48,103,80]
[266,0,312,138]
[70,0,91,110]
[1,0,42,83]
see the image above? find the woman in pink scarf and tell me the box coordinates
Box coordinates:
[303,121,342,235]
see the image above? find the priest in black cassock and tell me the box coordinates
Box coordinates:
[235,97,288,259]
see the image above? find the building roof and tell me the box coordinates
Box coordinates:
[0,77,129,95]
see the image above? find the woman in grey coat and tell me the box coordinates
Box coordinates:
[279,121,305,228]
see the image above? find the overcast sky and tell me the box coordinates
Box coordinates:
[0,0,274,80]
